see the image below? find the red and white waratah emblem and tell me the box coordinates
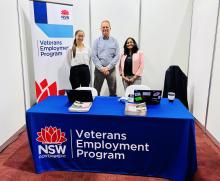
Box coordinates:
[35,79,65,102]
[61,9,69,15]
[36,126,67,144]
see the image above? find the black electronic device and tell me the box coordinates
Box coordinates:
[66,89,93,103]
[134,90,162,104]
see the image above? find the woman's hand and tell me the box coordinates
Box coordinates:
[122,75,130,83]
[129,76,137,83]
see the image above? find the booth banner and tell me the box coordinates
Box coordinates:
[30,1,73,102]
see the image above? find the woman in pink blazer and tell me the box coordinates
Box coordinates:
[119,37,144,89]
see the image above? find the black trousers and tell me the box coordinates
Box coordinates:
[69,65,90,89]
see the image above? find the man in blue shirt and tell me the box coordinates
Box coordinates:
[92,20,119,96]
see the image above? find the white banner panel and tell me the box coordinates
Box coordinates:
[30,1,73,102]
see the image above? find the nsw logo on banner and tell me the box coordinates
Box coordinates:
[36,126,67,158]
[61,9,70,20]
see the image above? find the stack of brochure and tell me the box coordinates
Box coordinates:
[68,101,92,112]
[125,102,147,116]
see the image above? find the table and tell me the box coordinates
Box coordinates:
[26,96,197,181]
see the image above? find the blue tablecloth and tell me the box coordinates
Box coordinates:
[26,96,197,181]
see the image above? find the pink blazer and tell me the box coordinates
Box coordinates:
[119,51,144,76]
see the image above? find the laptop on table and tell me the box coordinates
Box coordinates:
[134,90,162,105]
[65,89,93,112]
[66,89,93,103]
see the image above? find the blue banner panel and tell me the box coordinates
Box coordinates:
[37,24,73,38]
[34,1,48,24]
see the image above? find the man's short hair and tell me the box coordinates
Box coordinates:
[101,20,111,28]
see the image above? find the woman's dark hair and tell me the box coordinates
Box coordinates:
[123,37,139,55]
[72,30,84,58]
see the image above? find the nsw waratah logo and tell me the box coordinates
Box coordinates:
[61,10,69,15]
[36,126,67,144]
[35,79,65,103]
[61,9,69,20]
